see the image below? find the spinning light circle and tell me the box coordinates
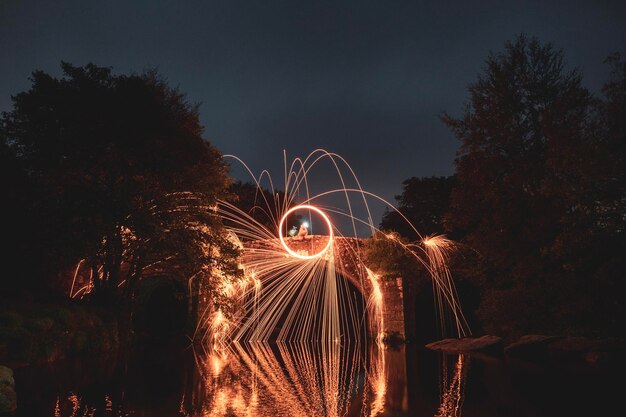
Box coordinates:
[278,204,334,260]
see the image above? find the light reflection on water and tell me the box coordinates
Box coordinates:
[187,341,384,417]
[435,354,466,417]
[185,342,468,417]
[14,341,620,417]
[22,341,465,417]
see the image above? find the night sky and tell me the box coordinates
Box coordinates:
[2,0,625,226]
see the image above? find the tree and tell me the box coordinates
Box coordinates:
[549,53,626,333]
[0,140,42,298]
[227,181,302,236]
[597,53,626,235]
[380,176,455,240]
[1,63,239,306]
[442,35,603,336]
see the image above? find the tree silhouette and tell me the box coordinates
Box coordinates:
[380,176,455,240]
[1,63,239,302]
[228,181,303,236]
[441,35,626,336]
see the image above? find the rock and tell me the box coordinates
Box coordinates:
[425,335,503,354]
[547,337,626,364]
[505,334,562,359]
[0,365,17,413]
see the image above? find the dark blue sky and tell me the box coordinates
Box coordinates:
[2,0,625,227]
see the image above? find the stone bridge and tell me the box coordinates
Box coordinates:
[246,235,416,341]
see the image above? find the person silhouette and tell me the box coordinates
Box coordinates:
[296,223,308,239]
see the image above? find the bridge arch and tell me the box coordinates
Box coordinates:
[243,235,415,342]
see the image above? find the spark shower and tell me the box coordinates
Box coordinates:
[184,150,472,416]
[65,149,471,416]
[201,149,470,346]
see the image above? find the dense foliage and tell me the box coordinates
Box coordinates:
[0,63,240,311]
[383,36,626,338]
[227,181,301,233]
[380,176,455,240]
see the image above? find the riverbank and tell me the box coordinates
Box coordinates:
[425,334,626,366]
[0,301,124,368]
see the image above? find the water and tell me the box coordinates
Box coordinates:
[12,341,621,417]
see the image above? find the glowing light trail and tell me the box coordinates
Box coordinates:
[278,204,334,260]
[197,150,470,348]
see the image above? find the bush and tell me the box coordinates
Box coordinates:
[0,302,121,365]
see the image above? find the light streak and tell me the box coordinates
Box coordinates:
[195,150,470,346]
[69,259,84,298]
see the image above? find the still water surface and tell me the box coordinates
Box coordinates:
[13,341,620,416]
